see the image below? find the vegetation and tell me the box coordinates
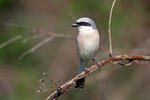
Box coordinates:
[0,0,150,100]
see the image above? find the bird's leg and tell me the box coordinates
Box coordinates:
[83,67,89,74]
[92,58,101,71]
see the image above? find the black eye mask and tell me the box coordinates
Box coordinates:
[76,22,91,26]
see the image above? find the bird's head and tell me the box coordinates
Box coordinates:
[72,17,97,32]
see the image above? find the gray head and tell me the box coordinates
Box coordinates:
[72,17,97,29]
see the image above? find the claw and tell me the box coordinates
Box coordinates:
[96,63,101,71]
[92,58,101,71]
[84,67,89,74]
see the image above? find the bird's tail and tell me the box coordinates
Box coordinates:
[74,77,85,89]
[75,59,87,89]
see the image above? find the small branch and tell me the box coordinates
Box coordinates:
[19,36,54,60]
[48,55,150,100]
[37,30,74,40]
[18,30,74,59]
[108,0,117,56]
[1,23,75,40]
[22,34,44,43]
[0,35,22,49]
[113,60,133,66]
[43,72,61,89]
[1,23,35,30]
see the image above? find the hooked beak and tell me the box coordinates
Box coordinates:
[72,23,79,27]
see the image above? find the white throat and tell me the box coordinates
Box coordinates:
[78,26,95,34]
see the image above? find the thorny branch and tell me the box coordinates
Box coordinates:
[48,55,150,100]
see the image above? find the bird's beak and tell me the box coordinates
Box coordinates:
[72,23,79,27]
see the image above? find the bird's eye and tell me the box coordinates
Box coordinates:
[76,22,91,26]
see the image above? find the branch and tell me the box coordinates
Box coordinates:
[108,0,117,56]
[1,23,35,30]
[0,24,75,59]
[43,72,61,89]
[0,35,22,49]
[22,34,44,43]
[18,30,75,59]
[2,23,114,59]
[19,36,54,60]
[1,23,75,40]
[47,55,150,100]
[37,30,74,40]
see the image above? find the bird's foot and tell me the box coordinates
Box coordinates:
[92,58,101,71]
[84,67,89,74]
[96,63,101,71]
[109,53,113,57]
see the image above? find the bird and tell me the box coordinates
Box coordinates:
[72,17,100,89]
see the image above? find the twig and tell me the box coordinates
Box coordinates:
[37,30,74,40]
[108,0,117,56]
[113,60,133,66]
[43,72,61,89]
[0,35,22,49]
[1,23,74,39]
[19,36,54,60]
[0,23,74,59]
[48,55,150,100]
[22,34,44,43]
[1,23,35,30]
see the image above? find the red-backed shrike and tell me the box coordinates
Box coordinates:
[72,17,100,89]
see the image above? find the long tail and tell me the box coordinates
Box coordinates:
[75,59,87,89]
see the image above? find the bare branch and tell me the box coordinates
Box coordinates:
[43,72,61,89]
[0,23,74,59]
[0,35,22,49]
[108,0,117,56]
[18,30,74,59]
[37,30,74,40]
[22,34,44,43]
[47,55,150,100]
[1,23,75,40]
[1,23,35,30]
[19,36,54,60]
[113,60,133,66]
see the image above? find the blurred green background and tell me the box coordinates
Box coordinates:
[0,0,150,100]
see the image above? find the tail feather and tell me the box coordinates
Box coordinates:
[74,77,85,89]
[75,59,87,89]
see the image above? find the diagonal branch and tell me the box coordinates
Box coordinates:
[19,36,54,60]
[47,55,150,100]
[0,35,22,49]
[22,34,44,43]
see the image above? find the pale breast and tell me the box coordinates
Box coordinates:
[77,30,99,60]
